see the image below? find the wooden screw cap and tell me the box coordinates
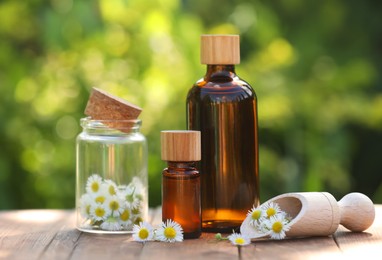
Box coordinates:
[161,131,201,162]
[85,87,142,120]
[200,34,240,65]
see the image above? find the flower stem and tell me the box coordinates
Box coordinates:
[238,245,242,260]
[215,233,229,241]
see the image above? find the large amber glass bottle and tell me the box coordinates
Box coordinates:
[186,35,260,232]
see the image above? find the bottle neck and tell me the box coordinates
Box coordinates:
[81,117,141,135]
[167,161,196,171]
[205,64,236,80]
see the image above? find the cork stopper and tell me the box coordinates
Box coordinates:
[200,34,240,65]
[85,87,142,121]
[161,131,201,162]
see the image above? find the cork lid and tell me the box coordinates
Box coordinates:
[84,87,142,133]
[200,34,240,65]
[85,87,142,121]
[161,131,201,161]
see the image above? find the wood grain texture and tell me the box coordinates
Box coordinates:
[161,131,201,161]
[241,236,343,260]
[0,206,381,259]
[0,210,73,260]
[333,203,382,259]
[200,35,240,65]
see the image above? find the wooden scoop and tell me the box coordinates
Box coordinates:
[241,192,375,239]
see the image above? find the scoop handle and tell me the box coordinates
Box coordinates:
[338,192,375,232]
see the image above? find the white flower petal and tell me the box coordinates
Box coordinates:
[90,202,111,221]
[100,216,121,231]
[102,179,118,197]
[79,194,92,218]
[156,219,183,243]
[132,222,155,242]
[104,196,125,216]
[228,233,251,246]
[265,215,291,240]
[262,202,282,219]
[86,174,103,195]
[240,214,268,239]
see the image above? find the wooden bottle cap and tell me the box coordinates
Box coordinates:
[85,87,142,120]
[161,131,201,162]
[200,34,240,65]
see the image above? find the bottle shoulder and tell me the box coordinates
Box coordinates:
[187,75,256,101]
[162,168,200,180]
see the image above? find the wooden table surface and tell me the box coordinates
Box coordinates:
[0,205,381,260]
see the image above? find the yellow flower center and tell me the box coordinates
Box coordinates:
[95,196,106,204]
[134,217,143,225]
[235,237,246,245]
[164,227,176,239]
[95,207,105,217]
[132,208,140,215]
[139,228,149,239]
[266,208,276,217]
[272,221,283,233]
[91,182,99,192]
[109,185,116,195]
[120,209,130,221]
[251,210,261,220]
[109,201,119,211]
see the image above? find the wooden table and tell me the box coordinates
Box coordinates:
[0,206,381,260]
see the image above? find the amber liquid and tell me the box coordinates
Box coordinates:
[186,65,260,233]
[162,162,201,239]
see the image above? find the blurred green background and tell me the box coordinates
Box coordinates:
[1,0,382,209]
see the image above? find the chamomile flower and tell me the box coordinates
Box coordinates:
[90,202,111,221]
[102,179,118,197]
[156,219,183,243]
[132,221,155,242]
[86,174,103,195]
[119,207,133,228]
[124,183,136,195]
[104,196,124,217]
[247,206,265,227]
[131,206,142,216]
[228,233,251,246]
[80,175,147,232]
[265,215,291,240]
[93,193,108,204]
[130,177,145,194]
[79,194,92,218]
[122,186,137,208]
[241,202,294,240]
[262,202,282,219]
[100,216,121,231]
[133,216,144,225]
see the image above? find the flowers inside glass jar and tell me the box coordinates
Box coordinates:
[79,174,145,231]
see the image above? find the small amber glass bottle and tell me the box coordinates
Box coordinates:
[161,130,202,239]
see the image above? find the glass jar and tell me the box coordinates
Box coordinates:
[76,117,148,234]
